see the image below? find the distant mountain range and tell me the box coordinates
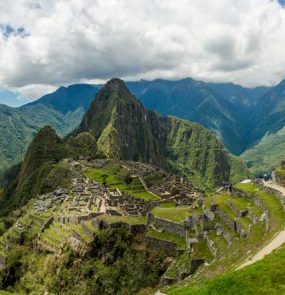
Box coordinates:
[2,76,285,179]
[1,79,248,213]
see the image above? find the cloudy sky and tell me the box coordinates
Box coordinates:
[1,0,285,106]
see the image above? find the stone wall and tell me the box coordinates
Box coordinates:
[214,223,232,246]
[144,236,178,256]
[205,235,218,258]
[216,208,249,238]
[92,218,147,235]
[247,209,259,224]
[148,214,186,237]
[81,222,97,240]
[257,183,285,213]
[54,212,103,225]
[216,209,236,232]
[227,201,248,217]
[40,217,54,233]
[232,187,251,199]
[276,171,285,188]
[67,236,90,256]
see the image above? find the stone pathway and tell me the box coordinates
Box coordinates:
[264,180,285,195]
[237,180,285,269]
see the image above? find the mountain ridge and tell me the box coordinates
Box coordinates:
[1,78,249,213]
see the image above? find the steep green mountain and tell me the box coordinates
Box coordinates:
[2,78,248,213]
[240,79,285,175]
[206,82,268,108]
[78,78,248,188]
[26,84,98,114]
[79,79,163,166]
[0,85,98,182]
[0,78,277,180]
[241,126,285,175]
[252,79,285,142]
[1,126,68,213]
[127,79,268,154]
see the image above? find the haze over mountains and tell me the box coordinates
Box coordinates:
[1,76,285,180]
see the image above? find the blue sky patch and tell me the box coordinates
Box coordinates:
[0,24,29,40]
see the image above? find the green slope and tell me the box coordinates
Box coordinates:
[0,103,84,182]
[241,126,285,175]
[1,126,69,214]
[166,243,285,295]
[79,78,249,188]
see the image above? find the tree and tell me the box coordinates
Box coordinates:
[101,174,109,186]
[124,173,133,185]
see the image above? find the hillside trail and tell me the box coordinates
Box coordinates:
[237,180,285,269]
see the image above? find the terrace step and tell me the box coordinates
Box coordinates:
[49,223,70,239]
[191,239,213,263]
[44,228,65,245]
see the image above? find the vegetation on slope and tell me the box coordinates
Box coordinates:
[166,243,285,295]
[128,79,268,155]
[0,126,68,214]
[0,227,169,294]
[0,85,98,183]
[79,78,248,189]
[241,126,285,175]
[84,165,160,201]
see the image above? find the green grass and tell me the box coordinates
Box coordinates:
[234,183,285,233]
[84,168,160,200]
[192,240,213,262]
[44,228,65,243]
[95,215,147,225]
[83,220,98,233]
[207,231,228,255]
[241,125,285,176]
[41,232,60,248]
[159,202,177,208]
[234,183,259,194]
[50,223,70,237]
[276,169,285,176]
[73,224,94,243]
[165,252,191,278]
[151,207,189,222]
[165,243,285,295]
[230,197,263,216]
[147,229,186,248]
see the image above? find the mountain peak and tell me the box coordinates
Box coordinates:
[101,78,133,101]
[106,77,126,88]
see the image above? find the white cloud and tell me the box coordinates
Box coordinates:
[12,84,57,101]
[0,0,285,100]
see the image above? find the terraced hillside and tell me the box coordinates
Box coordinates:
[1,157,284,294]
[164,181,285,294]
